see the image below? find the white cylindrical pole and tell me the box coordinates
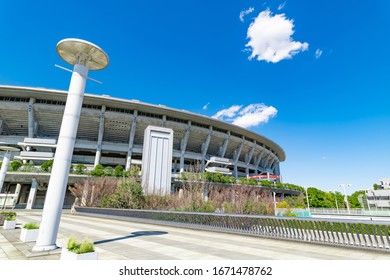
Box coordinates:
[305,187,311,213]
[0,150,12,193]
[33,60,88,252]
[333,191,339,214]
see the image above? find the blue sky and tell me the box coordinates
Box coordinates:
[0,1,389,194]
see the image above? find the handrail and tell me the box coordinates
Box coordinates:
[75,207,390,252]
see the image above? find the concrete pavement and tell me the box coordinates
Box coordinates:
[1,209,390,260]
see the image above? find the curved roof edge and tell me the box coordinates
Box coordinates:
[0,84,286,161]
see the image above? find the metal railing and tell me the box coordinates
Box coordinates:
[309,208,390,217]
[75,207,390,252]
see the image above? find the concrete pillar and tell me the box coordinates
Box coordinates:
[14,183,22,203]
[219,132,230,158]
[26,179,38,209]
[0,151,12,194]
[125,110,138,171]
[179,121,191,173]
[0,119,3,134]
[201,126,212,171]
[233,138,244,179]
[94,105,106,166]
[28,98,36,138]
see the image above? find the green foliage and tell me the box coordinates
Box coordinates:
[212,173,222,183]
[199,201,216,213]
[101,178,145,209]
[40,159,54,172]
[103,166,114,176]
[276,201,290,209]
[373,183,379,190]
[259,180,272,187]
[243,199,267,215]
[1,212,16,221]
[90,164,104,176]
[10,160,22,171]
[74,164,87,175]
[349,190,366,208]
[222,202,236,214]
[283,209,298,217]
[229,176,236,184]
[129,165,141,177]
[67,237,95,254]
[114,165,124,177]
[23,223,39,229]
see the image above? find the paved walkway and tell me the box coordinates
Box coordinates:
[1,210,390,260]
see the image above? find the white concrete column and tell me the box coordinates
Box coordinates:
[201,126,212,171]
[14,183,22,203]
[179,121,191,173]
[245,142,256,177]
[34,53,90,252]
[233,138,244,179]
[125,110,138,171]
[28,98,36,138]
[219,131,230,158]
[26,179,38,209]
[0,151,12,194]
[0,119,3,134]
[94,105,106,166]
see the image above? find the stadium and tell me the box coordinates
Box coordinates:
[0,84,287,208]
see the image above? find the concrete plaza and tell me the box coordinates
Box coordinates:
[1,210,390,260]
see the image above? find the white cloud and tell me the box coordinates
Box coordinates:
[212,103,277,128]
[202,102,210,110]
[245,9,309,63]
[315,49,323,59]
[212,105,242,119]
[278,1,286,10]
[239,7,255,22]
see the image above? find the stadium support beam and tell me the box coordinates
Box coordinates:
[201,126,212,171]
[125,110,138,171]
[0,118,2,134]
[219,131,230,158]
[94,105,106,166]
[26,178,38,209]
[28,98,36,138]
[179,121,191,172]
[233,137,245,179]
[245,142,256,176]
[254,149,265,174]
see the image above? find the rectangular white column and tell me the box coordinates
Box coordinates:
[26,179,38,210]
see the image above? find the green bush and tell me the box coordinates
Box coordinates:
[1,212,16,221]
[23,223,39,229]
[67,236,95,254]
[10,160,23,171]
[103,166,114,176]
[101,178,145,209]
[40,159,54,172]
[199,201,215,213]
[114,165,124,177]
[243,199,267,215]
[75,164,87,175]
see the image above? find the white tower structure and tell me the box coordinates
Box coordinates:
[33,39,109,252]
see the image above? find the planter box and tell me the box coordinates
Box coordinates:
[20,228,39,242]
[60,248,98,260]
[3,220,16,230]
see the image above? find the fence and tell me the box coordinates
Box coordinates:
[309,208,390,217]
[75,207,390,252]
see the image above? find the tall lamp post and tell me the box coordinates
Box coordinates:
[33,38,109,252]
[332,190,339,214]
[338,184,351,214]
[305,186,311,216]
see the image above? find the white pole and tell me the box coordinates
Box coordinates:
[273,192,277,216]
[33,57,88,252]
[333,191,339,214]
[305,187,311,214]
[0,150,12,193]
[339,184,351,214]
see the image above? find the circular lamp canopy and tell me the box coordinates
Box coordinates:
[56,38,109,70]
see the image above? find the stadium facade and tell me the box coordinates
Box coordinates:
[0,85,286,208]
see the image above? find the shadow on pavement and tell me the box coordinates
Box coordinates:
[94,231,168,245]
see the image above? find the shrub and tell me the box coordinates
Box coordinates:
[67,237,95,254]
[103,166,114,176]
[101,178,145,209]
[114,165,124,177]
[90,164,104,176]
[243,199,267,215]
[10,160,23,171]
[23,223,39,229]
[75,164,87,175]
[2,212,16,221]
[199,201,215,213]
[40,159,54,172]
